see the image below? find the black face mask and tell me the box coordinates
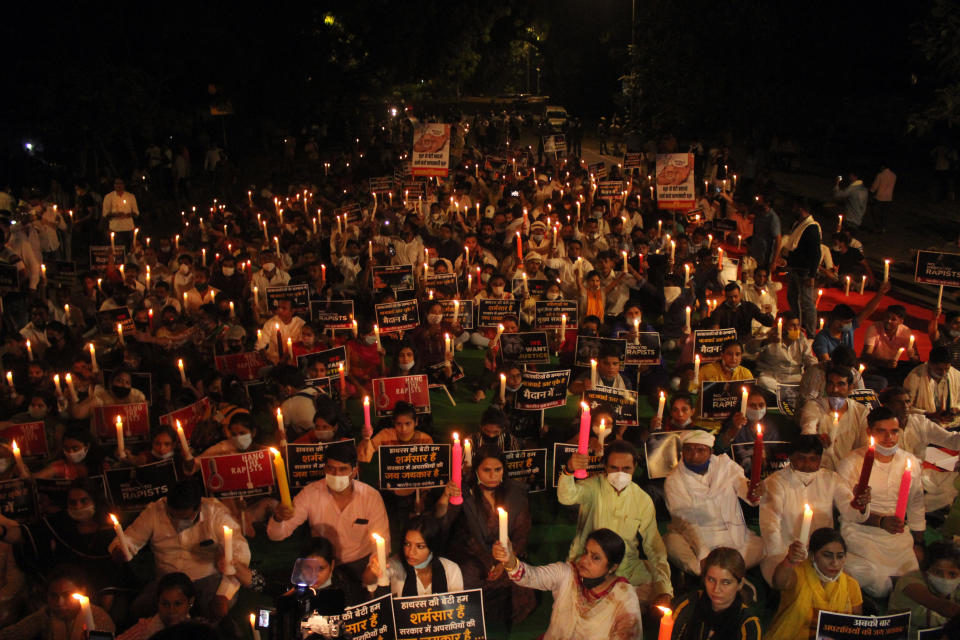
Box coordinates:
[581,574,607,590]
[112,386,131,398]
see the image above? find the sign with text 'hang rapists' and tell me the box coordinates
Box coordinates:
[199,450,276,499]
[215,351,269,381]
[371,375,430,417]
[158,397,210,440]
[0,421,48,461]
[92,402,150,446]
[378,444,450,490]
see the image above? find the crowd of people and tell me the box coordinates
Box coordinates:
[0,117,957,640]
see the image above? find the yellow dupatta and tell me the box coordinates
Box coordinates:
[767,561,858,640]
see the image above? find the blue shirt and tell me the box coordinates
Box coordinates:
[812,319,858,358]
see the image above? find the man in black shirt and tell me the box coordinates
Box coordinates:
[782,199,822,335]
[708,282,775,342]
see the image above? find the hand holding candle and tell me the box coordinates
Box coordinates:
[110,513,134,561]
[372,533,390,586]
[269,447,292,508]
[450,433,464,505]
[575,402,591,479]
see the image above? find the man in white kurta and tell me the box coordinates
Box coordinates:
[798,365,868,470]
[882,386,960,511]
[254,300,305,364]
[664,430,763,575]
[902,348,960,427]
[837,408,925,598]
[759,434,870,585]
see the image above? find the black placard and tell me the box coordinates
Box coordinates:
[89,246,126,272]
[814,611,910,640]
[285,440,353,491]
[598,180,623,198]
[848,388,880,409]
[505,448,547,493]
[373,264,415,293]
[392,589,486,640]
[510,276,548,299]
[516,370,570,410]
[310,300,355,329]
[369,176,395,194]
[337,593,396,640]
[534,300,577,330]
[624,332,662,365]
[378,444,450,490]
[574,336,627,368]
[499,332,550,364]
[297,346,347,379]
[699,379,756,420]
[335,202,362,226]
[52,260,78,287]
[425,272,459,297]
[730,441,791,481]
[694,327,738,362]
[477,299,520,327]
[0,478,36,521]
[96,307,134,336]
[439,299,473,329]
[584,384,639,427]
[623,153,643,169]
[375,299,420,332]
[776,383,801,418]
[105,459,178,510]
[915,250,960,287]
[588,162,607,178]
[552,443,604,486]
[265,284,309,313]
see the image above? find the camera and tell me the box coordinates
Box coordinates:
[266,559,348,639]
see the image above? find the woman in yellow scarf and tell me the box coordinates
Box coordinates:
[767,527,862,640]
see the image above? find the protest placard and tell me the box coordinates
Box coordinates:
[336,593,395,640]
[425,272,459,298]
[623,152,643,170]
[265,284,309,314]
[305,376,343,405]
[499,332,550,365]
[694,328,738,362]
[158,397,210,439]
[375,299,420,332]
[477,299,520,327]
[700,380,756,420]
[369,176,395,194]
[655,153,696,210]
[814,611,910,640]
[310,300,355,329]
[52,260,78,287]
[285,440,353,491]
[378,444,450,490]
[36,476,106,514]
[915,250,960,287]
[105,459,178,510]
[505,448,547,493]
[598,180,623,199]
[89,246,125,272]
[584,385,640,427]
[0,421,48,461]
[588,162,607,178]
[625,332,662,365]
[0,264,19,292]
[776,383,801,418]
[534,300,577,330]
[848,388,880,409]
[574,336,627,367]
[0,479,35,521]
[552,442,604,486]
[516,370,570,410]
[511,276,549,299]
[439,299,473,329]
[373,264,415,293]
[335,202,363,226]
[392,589,485,640]
[371,375,430,417]
[214,351,269,381]
[411,123,451,177]
[297,346,347,379]
[96,307,134,336]
[199,450,276,499]
[92,402,150,446]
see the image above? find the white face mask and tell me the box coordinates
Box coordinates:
[607,471,632,492]
[427,314,443,325]
[546,292,560,300]
[66,448,88,463]
[232,433,253,450]
[812,558,841,583]
[399,361,415,371]
[927,573,960,596]
[745,407,766,422]
[314,428,335,442]
[364,335,378,344]
[874,442,899,456]
[155,450,175,460]
[68,505,96,521]
[222,267,235,277]
[326,473,351,492]
[262,262,276,273]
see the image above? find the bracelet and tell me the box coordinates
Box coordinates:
[505,557,519,572]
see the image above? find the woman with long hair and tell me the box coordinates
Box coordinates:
[363,516,463,596]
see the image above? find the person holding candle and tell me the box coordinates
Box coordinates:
[0,565,114,640]
[436,444,535,624]
[102,177,139,245]
[759,436,871,586]
[767,528,862,640]
[18,302,52,361]
[35,427,102,481]
[492,527,642,639]
[798,366,870,470]
[669,547,761,640]
[812,286,889,363]
[829,231,875,289]
[755,311,818,393]
[903,346,960,425]
[649,393,698,432]
[888,540,960,638]
[253,299,304,365]
[469,273,515,350]
[363,516,464,597]
[837,407,926,597]
[292,396,352,445]
[0,390,65,462]
[560,439,673,607]
[123,425,182,467]
[170,254,196,300]
[708,282,775,344]
[249,252,291,315]
[112,479,250,620]
[568,345,635,394]
[268,441,390,584]
[688,340,753,394]
[411,301,465,385]
[344,319,388,399]
[69,369,146,423]
[116,572,200,640]
[664,430,764,576]
[860,305,919,388]
[473,316,521,403]
[716,388,790,453]
[181,267,219,316]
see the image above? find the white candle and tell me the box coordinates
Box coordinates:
[798,504,813,547]
[116,323,125,347]
[445,333,452,359]
[464,439,472,467]
[693,354,700,384]
[590,358,598,387]
[656,391,666,421]
[777,317,783,341]
[176,419,193,460]
[741,386,749,416]
[287,337,294,359]
[88,343,97,372]
[115,415,125,457]
[633,318,640,345]
[685,306,692,332]
[178,359,187,385]
[497,507,509,548]
[499,373,506,403]
[597,418,608,449]
[65,373,78,402]
[351,318,358,338]
[373,533,389,586]
[883,259,890,282]
[73,594,96,631]
[844,275,851,296]
[110,513,133,561]
[938,285,944,309]
[860,275,866,295]
[669,240,676,263]
[560,313,567,343]
[252,285,259,307]
[11,440,28,477]
[223,525,235,574]
[110,232,116,252]
[53,374,62,397]
[493,323,504,347]
[894,347,905,362]
[622,251,628,272]
[374,324,382,350]
[684,263,690,286]
[250,614,261,640]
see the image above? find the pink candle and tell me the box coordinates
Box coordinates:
[363,396,372,434]
[894,459,912,520]
[450,433,463,505]
[575,402,591,479]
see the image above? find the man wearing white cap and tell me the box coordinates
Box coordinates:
[664,429,764,575]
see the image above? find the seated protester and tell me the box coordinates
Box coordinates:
[903,346,960,426]
[363,516,464,597]
[123,425,183,467]
[469,272,514,348]
[110,479,250,620]
[250,253,291,315]
[0,389,64,462]
[798,344,866,401]
[35,427,103,480]
[435,445,535,625]
[268,441,389,582]
[716,387,791,452]
[358,401,432,463]
[927,309,960,351]
[117,572,199,640]
[813,283,889,361]
[276,366,322,441]
[197,412,264,458]
[837,407,925,598]
[661,276,697,351]
[290,322,323,359]
[668,547,762,640]
[576,268,615,321]
[293,396,353,444]
[860,305,919,389]
[755,311,818,393]
[798,365,869,470]
[473,406,522,452]
[888,540,960,637]
[548,238,593,300]
[664,430,763,576]
[741,267,782,334]
[649,393,697,432]
[411,301,463,385]
[182,266,219,315]
[387,345,423,377]
[285,536,364,607]
[0,564,115,640]
[559,440,672,607]
[767,528,863,640]
[881,386,960,512]
[172,253,196,298]
[154,304,192,343]
[345,319,386,398]
[568,344,634,394]
[71,368,147,421]
[708,282,774,343]
[254,299,304,365]
[831,231,875,285]
[759,436,869,585]
[473,315,520,402]
[491,528,642,640]
[687,339,753,394]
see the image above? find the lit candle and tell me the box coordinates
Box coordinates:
[516,231,523,261]
[222,525,235,574]
[351,318,358,338]
[178,358,187,385]
[837,214,843,232]
[110,231,116,252]
[860,275,866,295]
[497,506,509,548]
[274,236,281,256]
[894,347,905,362]
[894,459,912,520]
[451,432,464,505]
[25,340,33,362]
[816,289,823,309]
[338,362,346,396]
[63,303,71,326]
[372,533,389,586]
[110,513,133,561]
[11,440,28,477]
[908,334,915,353]
[252,285,259,307]
[493,323,504,348]
[373,324,382,350]
[777,317,783,341]
[717,248,724,270]
[176,419,193,460]
[883,259,890,282]
[706,233,712,249]
[590,358,598,387]
[88,343,98,372]
[819,317,825,332]
[250,614,261,640]
[445,333,452,359]
[597,418,608,450]
[693,354,700,384]
[844,275,851,296]
[276,408,287,445]
[145,266,151,291]
[286,337,294,359]
[669,240,676,263]
[633,318,640,345]
[228,301,235,318]
[656,390,666,421]
[115,415,125,457]
[741,386,749,416]
[749,423,763,490]
[560,313,567,344]
[464,439,472,467]
[321,264,326,287]
[575,402,591,479]
[622,250,628,272]
[72,594,95,632]
[656,607,674,640]
[499,373,506,403]
[684,263,690,286]
[685,306,692,332]
[737,234,742,249]
[269,447,292,508]
[833,411,840,432]
[65,373,78,402]
[798,504,813,547]
[201,248,206,267]
[362,396,372,436]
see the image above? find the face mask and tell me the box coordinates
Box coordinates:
[532,234,544,243]
[491,285,504,295]
[607,471,632,492]
[476,473,500,490]
[480,273,491,283]
[0,459,10,473]
[546,292,560,300]
[793,469,817,485]
[787,328,801,340]
[505,385,520,393]
[364,335,378,344]
[314,428,336,442]
[427,314,443,325]
[874,442,899,456]
[399,361,415,371]
[745,407,766,422]
[155,450,175,460]
[812,558,841,583]
[580,574,608,590]
[326,473,351,492]
[684,458,710,474]
[66,448,88,463]
[413,552,434,570]
[178,264,190,275]
[222,267,235,277]
[927,573,960,596]
[113,386,132,399]
[827,396,846,410]
[262,263,276,273]
[28,406,47,419]
[68,505,97,521]
[232,434,253,450]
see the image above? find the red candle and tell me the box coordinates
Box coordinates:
[852,436,875,508]
[894,459,912,520]
[749,423,763,489]
[450,432,463,505]
[575,402,591,479]
[516,232,523,262]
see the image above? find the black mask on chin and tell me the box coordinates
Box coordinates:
[580,574,608,590]
[112,385,131,398]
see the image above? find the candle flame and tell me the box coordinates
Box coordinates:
[657,606,672,616]
[906,459,911,470]
[756,423,762,436]
[497,506,506,515]
[72,593,88,604]
[372,532,384,543]
[363,396,369,406]
[223,525,232,534]
[869,436,875,447]
[804,503,812,514]
[109,513,119,525]
[453,432,459,442]
[268,447,280,456]
[11,440,19,454]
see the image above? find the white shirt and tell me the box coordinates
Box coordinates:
[386,556,463,597]
[255,315,305,364]
[281,387,321,436]
[838,448,925,533]
[799,397,869,470]
[251,268,291,313]
[102,191,140,231]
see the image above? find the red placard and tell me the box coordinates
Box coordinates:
[0,422,48,459]
[370,375,430,417]
[159,397,211,439]
[214,352,269,381]
[92,403,150,445]
[199,450,276,499]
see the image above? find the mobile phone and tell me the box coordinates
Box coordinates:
[257,608,275,629]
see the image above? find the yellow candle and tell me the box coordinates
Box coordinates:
[177,359,187,385]
[269,447,292,508]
